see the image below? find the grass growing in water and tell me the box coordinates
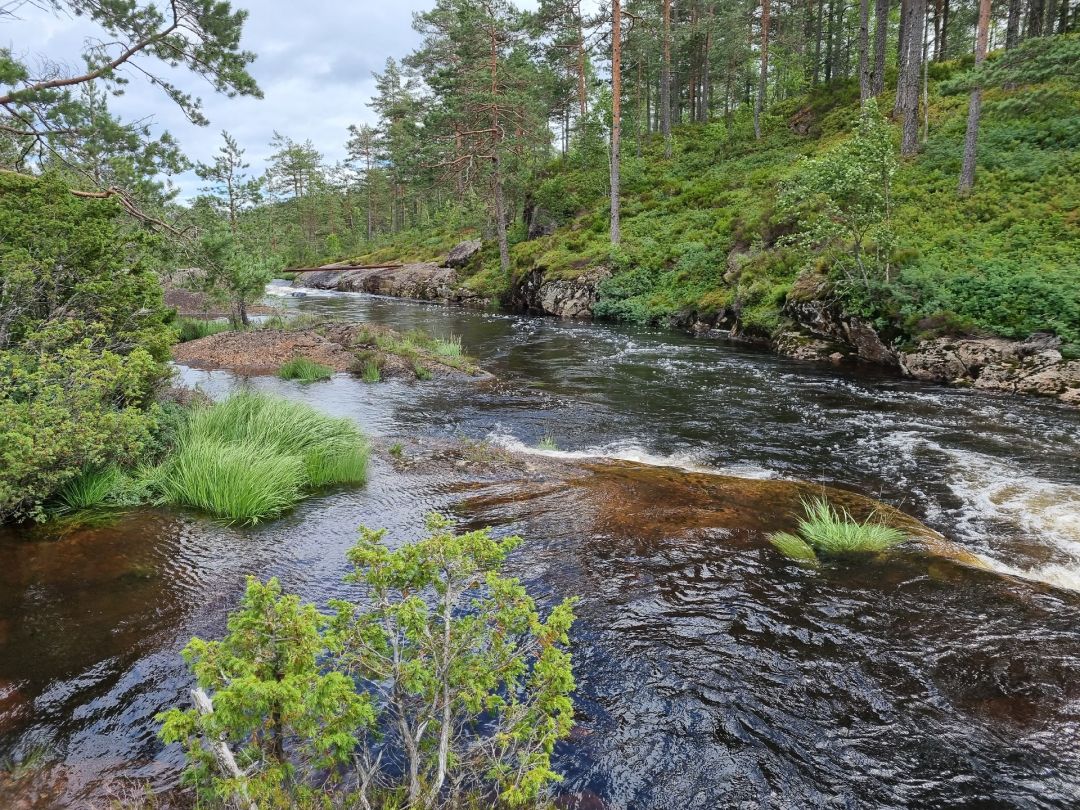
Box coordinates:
[278,357,334,383]
[176,318,232,342]
[770,497,907,560]
[433,334,463,357]
[361,360,381,383]
[54,466,121,512]
[537,435,559,451]
[161,392,369,523]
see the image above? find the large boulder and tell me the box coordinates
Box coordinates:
[513,266,611,319]
[445,240,482,268]
[900,333,1080,406]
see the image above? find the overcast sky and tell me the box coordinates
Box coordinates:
[2,0,457,199]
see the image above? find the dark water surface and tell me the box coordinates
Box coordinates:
[2,283,1080,808]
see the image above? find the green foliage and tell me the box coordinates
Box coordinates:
[360,359,382,383]
[0,173,173,522]
[54,466,123,513]
[159,392,369,523]
[160,516,578,809]
[413,362,433,380]
[194,231,281,325]
[277,357,334,383]
[536,435,559,451]
[769,531,819,564]
[771,497,908,555]
[779,100,899,292]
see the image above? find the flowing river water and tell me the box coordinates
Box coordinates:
[3,282,1080,808]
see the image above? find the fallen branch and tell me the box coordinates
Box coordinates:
[290,263,404,273]
[191,687,258,810]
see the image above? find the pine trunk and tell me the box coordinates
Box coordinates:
[896,0,926,155]
[872,0,889,94]
[610,0,622,245]
[1006,0,1022,47]
[858,0,871,100]
[662,0,672,157]
[958,0,991,194]
[754,0,770,138]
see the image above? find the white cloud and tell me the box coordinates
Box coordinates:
[2,0,436,199]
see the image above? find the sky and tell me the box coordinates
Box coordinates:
[2,0,449,199]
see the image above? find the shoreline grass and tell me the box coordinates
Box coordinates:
[278,357,334,383]
[156,392,369,524]
[176,317,232,343]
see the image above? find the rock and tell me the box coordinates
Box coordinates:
[445,239,482,268]
[774,328,848,362]
[296,262,467,302]
[513,266,612,319]
[900,336,1080,406]
[780,296,898,366]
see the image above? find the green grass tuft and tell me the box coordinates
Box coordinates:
[176,318,232,342]
[413,363,433,380]
[54,466,121,512]
[360,360,381,383]
[278,357,334,383]
[536,435,559,451]
[769,531,819,564]
[159,392,369,524]
[433,334,463,357]
[771,497,908,556]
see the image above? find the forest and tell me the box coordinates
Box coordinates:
[2,0,1080,808]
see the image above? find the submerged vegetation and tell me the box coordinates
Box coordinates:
[158,516,577,809]
[770,497,908,562]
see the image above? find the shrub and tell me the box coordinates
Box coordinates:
[771,497,908,556]
[277,357,334,383]
[159,515,577,809]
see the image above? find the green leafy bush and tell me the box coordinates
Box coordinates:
[159,515,577,809]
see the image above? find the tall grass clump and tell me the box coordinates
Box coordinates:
[160,392,369,523]
[770,497,907,559]
[434,334,463,357]
[176,318,232,342]
[54,466,122,512]
[278,357,334,383]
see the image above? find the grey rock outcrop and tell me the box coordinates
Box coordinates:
[513,266,611,319]
[445,240,482,268]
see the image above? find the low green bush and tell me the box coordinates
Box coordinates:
[278,357,334,383]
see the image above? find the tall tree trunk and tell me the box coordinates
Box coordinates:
[1006,0,1022,47]
[610,0,621,245]
[754,0,770,138]
[1027,0,1045,37]
[896,0,927,155]
[662,0,672,157]
[958,0,991,194]
[701,7,713,123]
[932,0,942,58]
[872,0,889,93]
[824,0,837,83]
[858,0,872,100]
[1058,0,1070,33]
[576,3,588,119]
[940,0,949,56]
[814,0,826,84]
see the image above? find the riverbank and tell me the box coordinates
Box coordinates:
[292,258,1080,408]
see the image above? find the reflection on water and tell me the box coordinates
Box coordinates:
[2,283,1080,807]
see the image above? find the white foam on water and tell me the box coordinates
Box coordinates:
[880,431,1080,591]
[485,430,778,479]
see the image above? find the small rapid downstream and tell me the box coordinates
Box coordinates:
[3,282,1080,808]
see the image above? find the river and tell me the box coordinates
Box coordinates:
[2,282,1080,808]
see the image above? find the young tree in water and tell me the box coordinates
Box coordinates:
[160,516,578,809]
[195,132,262,234]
